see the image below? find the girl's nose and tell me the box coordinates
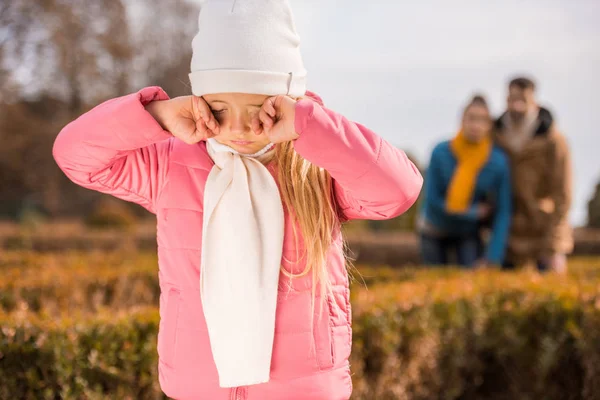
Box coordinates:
[229,113,250,136]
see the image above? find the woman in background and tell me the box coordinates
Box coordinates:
[419,95,511,268]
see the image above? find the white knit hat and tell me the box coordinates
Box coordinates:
[189,0,307,97]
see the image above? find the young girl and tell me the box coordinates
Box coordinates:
[418,95,511,268]
[53,1,422,399]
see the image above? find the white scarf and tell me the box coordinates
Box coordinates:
[201,138,284,388]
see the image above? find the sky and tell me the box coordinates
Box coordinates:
[5,0,596,224]
[196,0,600,225]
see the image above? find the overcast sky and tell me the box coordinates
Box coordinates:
[196,0,600,225]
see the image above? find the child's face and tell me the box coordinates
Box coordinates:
[203,93,272,154]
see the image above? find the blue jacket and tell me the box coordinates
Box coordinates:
[420,140,511,264]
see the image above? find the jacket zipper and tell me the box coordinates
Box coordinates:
[231,386,247,400]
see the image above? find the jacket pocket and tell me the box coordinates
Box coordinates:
[313,294,335,371]
[158,287,181,368]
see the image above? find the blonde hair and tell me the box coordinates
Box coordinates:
[264,140,341,314]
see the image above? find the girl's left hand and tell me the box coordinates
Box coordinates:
[252,95,299,143]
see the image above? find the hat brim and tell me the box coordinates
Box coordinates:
[189,69,306,97]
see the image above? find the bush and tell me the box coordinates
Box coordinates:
[349,268,600,399]
[0,251,158,315]
[0,308,164,400]
[85,198,137,230]
[2,252,600,399]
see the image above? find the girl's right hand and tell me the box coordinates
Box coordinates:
[145,96,220,144]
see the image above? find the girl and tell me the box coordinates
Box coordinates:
[52,1,422,399]
[418,95,511,268]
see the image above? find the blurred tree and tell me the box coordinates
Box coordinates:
[0,0,134,112]
[0,97,66,217]
[0,0,199,219]
[129,0,199,97]
[0,0,36,101]
[588,182,600,228]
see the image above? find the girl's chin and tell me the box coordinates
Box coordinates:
[222,140,270,154]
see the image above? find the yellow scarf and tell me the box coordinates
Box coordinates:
[446,131,492,213]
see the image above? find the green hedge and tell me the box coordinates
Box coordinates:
[350,284,600,399]
[2,252,600,399]
[0,308,165,400]
[0,251,158,314]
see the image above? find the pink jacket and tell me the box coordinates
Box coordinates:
[53,87,423,400]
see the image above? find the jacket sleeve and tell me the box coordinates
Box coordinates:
[485,156,512,265]
[52,87,173,214]
[292,99,423,221]
[424,144,480,222]
[544,133,573,254]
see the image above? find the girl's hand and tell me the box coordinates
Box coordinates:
[145,96,220,144]
[252,95,299,143]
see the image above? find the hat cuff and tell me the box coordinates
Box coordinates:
[189,69,307,97]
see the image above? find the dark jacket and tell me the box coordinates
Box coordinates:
[420,140,512,264]
[494,108,573,264]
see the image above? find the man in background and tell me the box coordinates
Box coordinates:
[494,77,573,273]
